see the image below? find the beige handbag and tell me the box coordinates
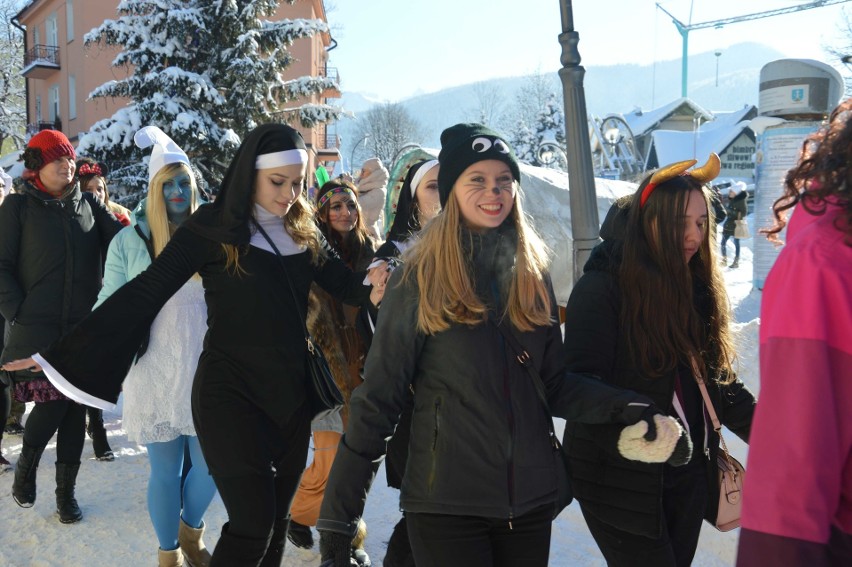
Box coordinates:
[692,358,745,532]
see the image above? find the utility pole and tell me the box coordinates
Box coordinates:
[656,0,851,97]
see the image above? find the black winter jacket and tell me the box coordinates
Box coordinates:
[318,224,652,537]
[0,181,122,373]
[562,202,756,538]
[722,190,748,237]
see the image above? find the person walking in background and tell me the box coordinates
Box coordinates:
[96,126,217,567]
[562,155,756,567]
[76,157,133,227]
[709,183,727,233]
[0,130,123,523]
[737,100,852,567]
[720,181,748,268]
[316,123,684,567]
[2,124,382,566]
[356,157,389,241]
[286,177,377,567]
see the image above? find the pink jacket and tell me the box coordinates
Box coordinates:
[737,201,852,566]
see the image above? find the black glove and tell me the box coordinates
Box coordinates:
[319,530,357,567]
[619,402,662,440]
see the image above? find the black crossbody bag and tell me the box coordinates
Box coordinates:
[252,221,344,420]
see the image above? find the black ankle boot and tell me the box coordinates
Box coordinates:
[286,519,313,550]
[260,517,290,567]
[12,442,45,508]
[87,409,114,461]
[55,462,83,523]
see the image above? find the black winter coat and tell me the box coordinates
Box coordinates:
[0,181,122,373]
[317,224,652,537]
[722,190,748,237]
[562,203,756,538]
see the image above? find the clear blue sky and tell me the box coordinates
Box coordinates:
[327,0,849,101]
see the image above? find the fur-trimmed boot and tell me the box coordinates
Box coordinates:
[158,547,185,567]
[351,519,371,567]
[178,518,212,567]
[55,462,83,523]
[259,517,290,567]
[12,441,45,507]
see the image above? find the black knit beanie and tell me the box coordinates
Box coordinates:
[437,123,520,207]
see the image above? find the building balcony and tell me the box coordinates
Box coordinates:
[26,119,62,137]
[320,66,341,98]
[21,45,60,79]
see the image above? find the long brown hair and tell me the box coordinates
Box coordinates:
[222,180,323,274]
[401,184,552,335]
[314,178,374,268]
[763,98,852,246]
[620,175,735,382]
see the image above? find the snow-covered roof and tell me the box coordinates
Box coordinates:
[710,105,757,127]
[647,121,752,166]
[621,98,714,136]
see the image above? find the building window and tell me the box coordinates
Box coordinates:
[46,13,58,47]
[68,75,76,120]
[33,24,40,46]
[35,95,42,121]
[49,85,60,123]
[66,0,74,42]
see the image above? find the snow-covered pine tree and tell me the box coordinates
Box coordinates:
[509,119,538,166]
[531,92,566,170]
[79,0,342,206]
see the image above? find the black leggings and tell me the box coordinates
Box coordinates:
[23,399,86,464]
[0,379,10,445]
[406,504,553,567]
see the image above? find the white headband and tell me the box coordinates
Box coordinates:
[255,149,308,170]
[410,160,439,197]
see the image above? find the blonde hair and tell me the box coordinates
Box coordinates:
[221,186,324,274]
[146,162,199,258]
[402,185,552,334]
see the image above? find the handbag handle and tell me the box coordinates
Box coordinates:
[689,356,735,466]
[491,317,562,450]
[251,220,316,353]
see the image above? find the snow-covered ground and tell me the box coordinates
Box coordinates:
[0,226,761,566]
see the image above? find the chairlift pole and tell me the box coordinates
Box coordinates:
[558,0,600,284]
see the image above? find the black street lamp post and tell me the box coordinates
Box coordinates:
[558,1,600,284]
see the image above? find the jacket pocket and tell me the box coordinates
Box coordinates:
[427,396,443,492]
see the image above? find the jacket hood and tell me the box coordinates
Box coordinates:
[729,190,748,203]
[584,199,630,275]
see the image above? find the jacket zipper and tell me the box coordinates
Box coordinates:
[500,333,516,529]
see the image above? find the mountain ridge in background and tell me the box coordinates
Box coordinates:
[336,42,800,162]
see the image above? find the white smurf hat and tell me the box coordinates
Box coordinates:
[134,126,190,183]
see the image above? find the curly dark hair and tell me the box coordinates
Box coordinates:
[763,99,852,246]
[22,147,43,170]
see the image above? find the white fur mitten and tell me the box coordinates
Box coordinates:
[618,414,684,463]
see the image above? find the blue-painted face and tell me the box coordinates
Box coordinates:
[162,171,193,220]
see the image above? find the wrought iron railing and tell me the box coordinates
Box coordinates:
[24,44,60,68]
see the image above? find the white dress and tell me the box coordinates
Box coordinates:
[122,277,207,445]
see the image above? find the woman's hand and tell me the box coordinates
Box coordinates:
[367,261,389,287]
[1,357,42,373]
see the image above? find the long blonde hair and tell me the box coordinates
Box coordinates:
[146,162,199,258]
[402,185,552,334]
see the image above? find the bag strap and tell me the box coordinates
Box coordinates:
[491,316,561,450]
[134,224,156,262]
[251,220,314,349]
[689,356,735,465]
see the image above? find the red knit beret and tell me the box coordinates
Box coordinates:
[25,130,76,170]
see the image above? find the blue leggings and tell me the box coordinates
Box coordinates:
[721,234,740,259]
[146,436,218,551]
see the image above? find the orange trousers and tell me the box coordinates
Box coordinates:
[289,430,342,526]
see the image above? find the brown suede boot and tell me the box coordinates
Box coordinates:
[158,547,184,567]
[178,518,211,567]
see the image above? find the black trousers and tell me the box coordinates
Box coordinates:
[582,461,708,567]
[406,504,553,567]
[23,399,86,463]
